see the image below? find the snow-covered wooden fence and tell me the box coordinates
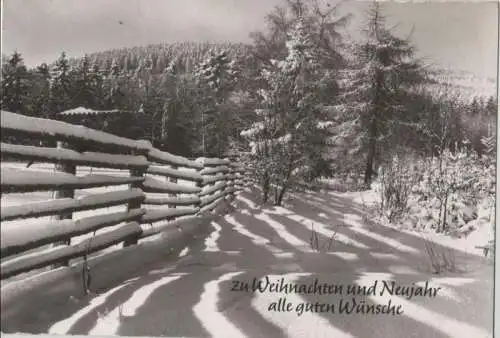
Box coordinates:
[0,110,251,280]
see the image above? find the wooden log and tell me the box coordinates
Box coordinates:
[200,188,228,208]
[200,165,230,176]
[233,186,244,193]
[0,222,143,279]
[200,193,229,213]
[227,163,236,199]
[142,176,201,194]
[123,167,145,247]
[195,164,203,211]
[200,198,222,213]
[143,195,200,206]
[141,207,199,223]
[168,164,178,209]
[196,157,230,167]
[233,180,247,188]
[1,143,149,170]
[1,110,151,155]
[202,173,237,186]
[200,181,227,197]
[1,167,144,193]
[140,215,199,239]
[202,173,228,186]
[148,148,203,170]
[147,165,203,183]
[1,209,145,258]
[1,189,145,221]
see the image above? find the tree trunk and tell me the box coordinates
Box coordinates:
[364,70,383,187]
[262,173,270,203]
[364,116,377,186]
[276,184,288,206]
[442,191,449,233]
[275,158,294,206]
[437,193,445,233]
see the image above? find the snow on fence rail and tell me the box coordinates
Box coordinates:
[0,110,251,280]
[1,110,151,154]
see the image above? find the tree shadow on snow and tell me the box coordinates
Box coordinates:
[2,186,493,337]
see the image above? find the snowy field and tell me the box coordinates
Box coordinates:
[311,179,494,258]
[4,186,491,338]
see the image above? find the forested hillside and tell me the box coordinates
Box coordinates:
[65,41,251,74]
[1,41,254,156]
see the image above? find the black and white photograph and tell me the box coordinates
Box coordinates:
[0,0,498,337]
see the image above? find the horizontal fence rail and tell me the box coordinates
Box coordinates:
[0,110,253,280]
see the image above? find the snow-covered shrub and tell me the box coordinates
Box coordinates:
[375,145,495,237]
[240,19,331,206]
[377,152,421,223]
[407,147,493,236]
[309,222,337,252]
[422,235,457,274]
[416,147,494,233]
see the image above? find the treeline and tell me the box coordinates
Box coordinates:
[1,42,252,157]
[1,0,497,196]
[65,41,250,75]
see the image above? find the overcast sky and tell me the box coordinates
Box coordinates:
[1,0,498,80]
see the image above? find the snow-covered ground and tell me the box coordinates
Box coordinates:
[331,182,494,258]
[31,186,492,338]
[44,271,490,338]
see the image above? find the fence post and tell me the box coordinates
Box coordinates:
[196,158,205,212]
[168,165,178,210]
[227,157,236,200]
[123,163,145,247]
[52,141,76,267]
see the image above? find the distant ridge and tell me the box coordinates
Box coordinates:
[58,41,251,75]
[426,67,497,101]
[51,41,496,102]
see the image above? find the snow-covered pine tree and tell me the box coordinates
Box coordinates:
[159,72,199,156]
[195,50,239,103]
[110,58,121,77]
[251,0,349,71]
[242,18,330,205]
[31,63,52,119]
[105,57,126,109]
[90,59,105,108]
[334,3,425,186]
[485,96,497,116]
[481,125,496,156]
[1,51,29,115]
[73,55,94,107]
[102,58,113,79]
[194,50,240,157]
[50,52,74,116]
